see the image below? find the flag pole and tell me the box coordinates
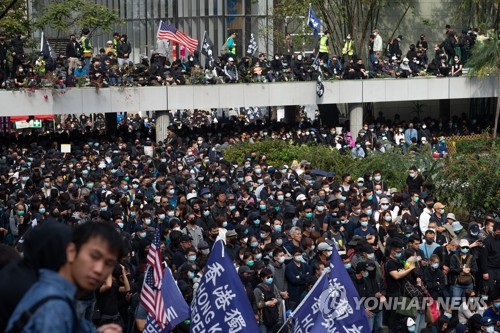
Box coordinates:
[200,30,206,63]
[276,317,292,333]
[40,31,43,52]
[155,20,162,50]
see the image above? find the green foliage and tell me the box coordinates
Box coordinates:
[224,139,499,215]
[224,139,435,192]
[467,33,500,75]
[272,0,412,58]
[0,1,30,38]
[34,0,123,36]
[433,150,500,214]
[454,137,500,154]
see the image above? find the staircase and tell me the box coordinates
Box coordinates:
[47,38,68,57]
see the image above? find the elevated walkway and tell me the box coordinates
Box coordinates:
[0,76,496,117]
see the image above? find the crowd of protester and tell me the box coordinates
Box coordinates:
[0,24,491,91]
[0,110,498,333]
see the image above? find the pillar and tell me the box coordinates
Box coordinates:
[284,105,297,124]
[318,104,340,127]
[439,99,450,120]
[105,113,117,137]
[349,103,363,136]
[155,110,170,143]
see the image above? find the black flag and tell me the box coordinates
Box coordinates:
[201,32,214,67]
[247,33,258,55]
[316,75,324,97]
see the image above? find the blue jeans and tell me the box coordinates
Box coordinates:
[415,312,426,333]
[369,311,383,333]
[76,298,96,322]
[451,283,473,299]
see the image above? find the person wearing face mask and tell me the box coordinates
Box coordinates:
[384,239,415,333]
[430,202,447,234]
[422,254,446,300]
[419,196,436,235]
[310,242,333,268]
[285,246,311,310]
[237,266,258,318]
[373,196,394,223]
[266,248,289,303]
[479,316,497,333]
[449,239,478,300]
[406,166,424,194]
[352,244,378,270]
[458,289,485,325]
[482,293,500,327]
[323,218,347,253]
[351,262,385,333]
[182,213,204,249]
[419,229,441,260]
[353,214,377,246]
[254,268,283,332]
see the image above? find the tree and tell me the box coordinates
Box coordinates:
[453,0,499,31]
[0,0,30,38]
[467,32,500,139]
[33,0,123,38]
[272,0,412,59]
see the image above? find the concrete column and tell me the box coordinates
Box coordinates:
[155,110,170,143]
[349,103,363,137]
[284,105,297,124]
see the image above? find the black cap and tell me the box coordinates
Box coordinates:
[355,262,368,273]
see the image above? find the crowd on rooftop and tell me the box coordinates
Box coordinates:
[0,24,491,91]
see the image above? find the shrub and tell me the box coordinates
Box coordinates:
[223,139,499,217]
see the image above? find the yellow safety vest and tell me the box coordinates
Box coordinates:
[319,35,329,53]
[81,36,92,54]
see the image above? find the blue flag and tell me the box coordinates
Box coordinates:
[144,266,191,333]
[291,270,329,332]
[307,4,322,37]
[190,240,259,333]
[291,247,370,333]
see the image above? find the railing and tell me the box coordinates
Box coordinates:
[445,133,491,155]
[0,76,497,116]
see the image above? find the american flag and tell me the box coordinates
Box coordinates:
[140,227,168,328]
[156,21,198,53]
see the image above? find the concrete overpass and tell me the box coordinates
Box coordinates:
[0,76,497,140]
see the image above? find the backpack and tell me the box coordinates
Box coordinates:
[454,254,473,285]
[7,295,77,333]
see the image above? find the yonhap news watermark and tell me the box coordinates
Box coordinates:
[351,296,488,311]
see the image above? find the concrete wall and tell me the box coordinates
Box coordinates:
[0,76,497,116]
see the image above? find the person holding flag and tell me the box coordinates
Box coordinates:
[289,238,371,333]
[190,239,259,333]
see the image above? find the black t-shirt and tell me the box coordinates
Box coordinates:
[385,259,405,296]
[406,175,423,194]
[96,280,120,315]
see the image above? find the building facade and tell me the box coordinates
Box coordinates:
[35,0,274,63]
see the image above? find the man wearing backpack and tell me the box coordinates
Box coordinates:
[6,222,124,333]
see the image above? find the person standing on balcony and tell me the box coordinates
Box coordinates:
[342,33,354,64]
[65,34,82,75]
[223,32,237,60]
[318,31,331,62]
[117,34,131,68]
[80,28,93,73]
